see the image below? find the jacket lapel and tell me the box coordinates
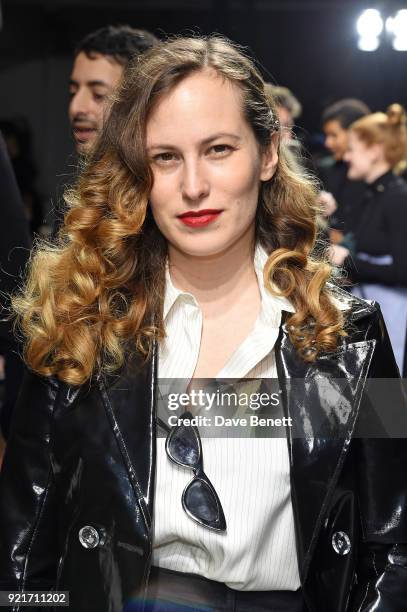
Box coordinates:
[98,346,158,534]
[275,309,376,582]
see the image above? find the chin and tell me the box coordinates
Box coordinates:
[347,170,361,181]
[163,219,256,259]
[75,139,95,155]
[75,142,88,155]
[174,242,227,258]
[170,233,236,259]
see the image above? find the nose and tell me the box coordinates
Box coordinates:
[69,88,93,121]
[325,136,335,152]
[181,157,210,203]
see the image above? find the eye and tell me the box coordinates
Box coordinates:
[208,144,233,157]
[152,152,178,164]
[93,93,107,102]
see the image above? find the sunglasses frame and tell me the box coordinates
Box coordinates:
[158,412,227,533]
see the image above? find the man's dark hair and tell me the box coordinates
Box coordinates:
[322,98,371,130]
[74,25,158,66]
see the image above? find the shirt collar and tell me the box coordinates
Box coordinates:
[163,264,196,320]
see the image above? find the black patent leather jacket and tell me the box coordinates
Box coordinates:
[0,291,407,612]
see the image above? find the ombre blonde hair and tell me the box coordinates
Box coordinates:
[13,35,346,385]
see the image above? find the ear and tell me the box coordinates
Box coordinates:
[369,142,386,163]
[260,132,279,181]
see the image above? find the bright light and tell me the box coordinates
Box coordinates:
[392,9,407,37]
[393,36,407,51]
[356,9,384,38]
[359,8,407,52]
[387,10,407,51]
[358,36,381,52]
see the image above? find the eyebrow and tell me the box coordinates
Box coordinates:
[69,79,110,88]
[146,132,242,151]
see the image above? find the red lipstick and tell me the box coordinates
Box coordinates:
[177,209,222,228]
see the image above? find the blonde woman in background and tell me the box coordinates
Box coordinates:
[330,104,407,374]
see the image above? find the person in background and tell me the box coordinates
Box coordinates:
[52,25,158,234]
[264,84,320,180]
[264,85,302,145]
[330,104,407,374]
[320,98,371,244]
[69,25,158,155]
[0,132,31,444]
[264,86,335,240]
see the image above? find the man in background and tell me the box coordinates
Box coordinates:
[69,25,158,154]
[52,25,157,233]
[265,84,302,145]
[320,98,370,242]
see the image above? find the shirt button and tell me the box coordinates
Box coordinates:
[78,525,100,549]
[332,531,351,555]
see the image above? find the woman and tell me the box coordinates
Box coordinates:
[0,37,406,612]
[330,105,407,374]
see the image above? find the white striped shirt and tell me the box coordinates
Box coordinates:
[152,245,301,590]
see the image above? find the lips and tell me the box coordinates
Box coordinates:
[177,209,223,228]
[73,127,97,143]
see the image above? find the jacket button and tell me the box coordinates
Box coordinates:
[78,525,100,549]
[332,531,351,555]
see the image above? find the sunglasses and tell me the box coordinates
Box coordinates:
[157,411,227,533]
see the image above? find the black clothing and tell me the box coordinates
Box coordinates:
[0,134,31,349]
[143,566,306,611]
[50,153,78,239]
[11,155,44,235]
[1,352,25,441]
[345,171,407,286]
[0,134,31,438]
[320,160,367,234]
[0,291,406,611]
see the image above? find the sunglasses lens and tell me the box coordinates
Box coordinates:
[183,479,225,529]
[167,424,199,467]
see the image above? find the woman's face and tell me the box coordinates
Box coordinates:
[344,131,380,181]
[145,69,278,258]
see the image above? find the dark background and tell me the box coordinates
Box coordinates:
[1,0,407,216]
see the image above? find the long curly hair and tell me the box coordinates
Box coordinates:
[13,35,346,385]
